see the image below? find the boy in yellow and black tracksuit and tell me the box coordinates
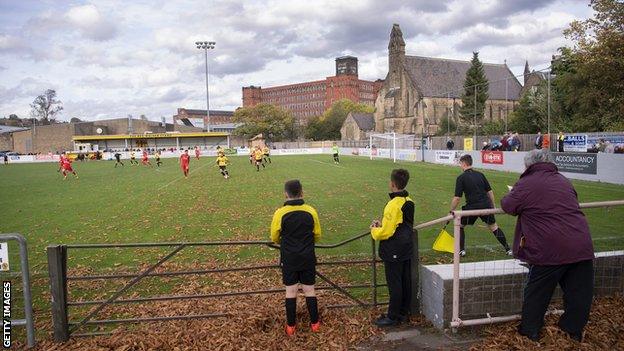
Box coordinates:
[370,169,414,327]
[271,180,322,335]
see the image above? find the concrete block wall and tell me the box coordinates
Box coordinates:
[421,251,624,329]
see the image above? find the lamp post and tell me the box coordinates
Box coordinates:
[195,41,216,132]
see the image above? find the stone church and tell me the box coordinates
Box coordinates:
[372,24,523,135]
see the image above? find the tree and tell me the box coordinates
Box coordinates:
[232,103,296,141]
[509,79,565,134]
[304,99,374,140]
[459,52,489,130]
[8,114,19,120]
[435,115,457,136]
[555,0,624,131]
[481,120,505,136]
[30,89,63,125]
[70,117,82,123]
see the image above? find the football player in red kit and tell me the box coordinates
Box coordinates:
[141,150,152,167]
[60,152,78,180]
[180,149,191,178]
[195,146,201,160]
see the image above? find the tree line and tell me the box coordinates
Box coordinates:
[451,0,623,136]
[231,99,374,141]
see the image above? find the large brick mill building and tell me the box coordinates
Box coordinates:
[242,56,383,124]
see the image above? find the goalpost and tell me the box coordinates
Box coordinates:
[368,133,417,163]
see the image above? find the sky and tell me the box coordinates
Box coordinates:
[0,0,593,122]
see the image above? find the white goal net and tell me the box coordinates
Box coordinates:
[368,133,418,162]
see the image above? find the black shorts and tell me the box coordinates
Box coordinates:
[333,153,338,157]
[282,268,315,286]
[461,214,496,226]
[255,159,262,163]
[219,165,226,170]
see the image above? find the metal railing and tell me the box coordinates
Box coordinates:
[0,234,36,348]
[47,231,421,342]
[448,199,624,329]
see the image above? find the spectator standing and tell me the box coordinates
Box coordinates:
[557,132,565,152]
[501,133,510,151]
[512,133,521,151]
[370,169,414,327]
[446,138,455,150]
[535,131,543,149]
[501,149,594,342]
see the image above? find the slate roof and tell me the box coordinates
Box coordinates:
[0,125,29,134]
[350,112,374,131]
[403,55,522,100]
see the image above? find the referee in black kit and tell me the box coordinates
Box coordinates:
[449,154,511,257]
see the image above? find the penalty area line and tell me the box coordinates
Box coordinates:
[310,159,346,169]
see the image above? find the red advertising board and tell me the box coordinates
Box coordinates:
[481,150,504,164]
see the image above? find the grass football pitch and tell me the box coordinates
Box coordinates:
[1,154,623,270]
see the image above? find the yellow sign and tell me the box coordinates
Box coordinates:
[463,138,473,151]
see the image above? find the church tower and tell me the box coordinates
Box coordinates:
[388,24,406,81]
[523,60,530,85]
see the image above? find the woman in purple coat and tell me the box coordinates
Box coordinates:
[501,149,594,342]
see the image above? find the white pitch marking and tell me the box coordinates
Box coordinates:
[310,159,346,169]
[157,161,212,191]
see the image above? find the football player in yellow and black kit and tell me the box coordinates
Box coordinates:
[130,151,139,165]
[155,151,163,167]
[263,145,272,164]
[254,146,265,171]
[216,152,230,179]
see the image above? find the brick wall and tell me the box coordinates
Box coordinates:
[0,134,12,151]
[12,130,33,154]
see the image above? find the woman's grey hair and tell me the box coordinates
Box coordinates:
[524,149,554,168]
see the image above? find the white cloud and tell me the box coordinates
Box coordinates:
[0,0,593,120]
[65,4,118,41]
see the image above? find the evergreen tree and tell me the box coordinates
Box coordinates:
[459,52,489,130]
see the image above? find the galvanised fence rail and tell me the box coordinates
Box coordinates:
[47,232,421,341]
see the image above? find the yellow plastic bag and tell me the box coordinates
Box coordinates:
[432,227,455,254]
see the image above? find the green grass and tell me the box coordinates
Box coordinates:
[0,154,623,336]
[1,154,624,269]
